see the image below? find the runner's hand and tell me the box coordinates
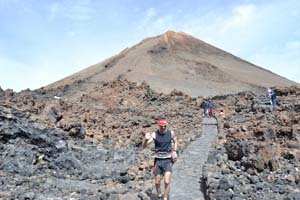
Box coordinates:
[144,132,151,140]
[172,151,178,160]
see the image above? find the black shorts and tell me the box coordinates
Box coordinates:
[153,158,173,176]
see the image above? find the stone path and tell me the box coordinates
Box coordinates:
[253,95,274,111]
[169,117,218,200]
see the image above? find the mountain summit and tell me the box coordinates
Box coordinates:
[46,30,297,97]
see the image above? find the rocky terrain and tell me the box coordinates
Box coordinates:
[203,86,300,200]
[0,80,203,199]
[1,80,299,199]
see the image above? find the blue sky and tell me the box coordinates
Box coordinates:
[0,0,299,91]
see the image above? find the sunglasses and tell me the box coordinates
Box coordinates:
[159,126,167,128]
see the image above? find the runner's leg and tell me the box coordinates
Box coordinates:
[164,172,171,199]
[155,174,162,197]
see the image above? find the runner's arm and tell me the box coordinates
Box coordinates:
[172,135,178,160]
[142,132,154,148]
[173,136,178,152]
[171,131,178,151]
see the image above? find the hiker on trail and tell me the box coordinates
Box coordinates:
[200,101,208,117]
[207,100,214,117]
[143,118,178,200]
[270,89,277,110]
[267,88,273,104]
[267,88,277,110]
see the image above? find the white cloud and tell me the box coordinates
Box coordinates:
[294,27,300,36]
[140,8,157,27]
[0,58,77,91]
[153,15,174,30]
[47,0,95,22]
[249,42,300,83]
[221,4,257,32]
[284,40,300,50]
[0,47,88,91]
[138,8,175,36]
[48,3,60,21]
[146,8,156,18]
[64,6,95,21]
[0,56,31,91]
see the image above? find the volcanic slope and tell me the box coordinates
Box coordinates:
[46,30,297,97]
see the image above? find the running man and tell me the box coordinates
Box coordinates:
[143,118,178,200]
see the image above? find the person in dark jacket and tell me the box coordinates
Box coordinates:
[200,101,208,117]
[270,89,277,110]
[143,118,178,200]
[207,100,214,117]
